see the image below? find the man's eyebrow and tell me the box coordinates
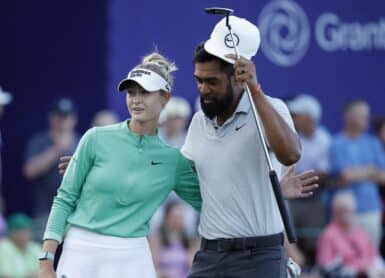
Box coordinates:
[194,75,219,82]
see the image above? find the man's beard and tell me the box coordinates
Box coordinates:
[200,84,234,119]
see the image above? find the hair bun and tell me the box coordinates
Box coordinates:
[140,51,178,89]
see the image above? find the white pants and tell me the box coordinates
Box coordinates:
[57,227,156,278]
[356,211,382,248]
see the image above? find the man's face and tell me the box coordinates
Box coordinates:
[334,203,355,228]
[345,102,370,133]
[292,114,316,136]
[194,60,234,119]
[10,229,31,249]
[49,114,77,133]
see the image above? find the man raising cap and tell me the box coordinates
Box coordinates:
[183,15,301,277]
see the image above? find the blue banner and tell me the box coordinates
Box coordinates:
[107,0,385,132]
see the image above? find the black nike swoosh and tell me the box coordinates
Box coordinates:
[235,123,247,131]
[151,161,162,165]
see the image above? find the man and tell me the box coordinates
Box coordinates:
[23,98,79,239]
[288,94,330,179]
[287,94,330,263]
[0,213,41,278]
[317,191,385,277]
[182,16,301,277]
[330,100,385,247]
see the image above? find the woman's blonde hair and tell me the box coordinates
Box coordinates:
[137,52,178,91]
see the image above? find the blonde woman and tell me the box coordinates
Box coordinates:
[38,52,201,277]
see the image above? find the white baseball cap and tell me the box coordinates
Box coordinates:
[288,94,322,122]
[204,15,261,64]
[0,86,12,106]
[118,68,171,93]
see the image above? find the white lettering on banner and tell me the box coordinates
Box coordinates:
[258,0,385,66]
[316,13,385,52]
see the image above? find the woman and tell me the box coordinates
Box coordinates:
[39,52,202,277]
[152,201,193,278]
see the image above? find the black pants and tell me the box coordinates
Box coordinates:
[188,233,286,278]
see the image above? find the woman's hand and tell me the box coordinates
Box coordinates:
[39,260,56,278]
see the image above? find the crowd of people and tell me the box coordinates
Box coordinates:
[0,82,384,277]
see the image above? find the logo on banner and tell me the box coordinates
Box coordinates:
[258,0,310,67]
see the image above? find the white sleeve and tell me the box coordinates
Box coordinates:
[181,112,199,161]
[260,97,297,150]
[269,97,296,133]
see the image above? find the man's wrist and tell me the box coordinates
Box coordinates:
[249,82,262,97]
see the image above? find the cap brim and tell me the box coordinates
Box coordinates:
[204,39,252,64]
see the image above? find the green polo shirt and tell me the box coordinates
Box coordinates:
[44,121,201,243]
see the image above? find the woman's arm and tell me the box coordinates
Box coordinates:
[43,128,96,244]
[39,240,59,277]
[173,153,202,212]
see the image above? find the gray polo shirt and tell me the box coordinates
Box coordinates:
[181,92,296,239]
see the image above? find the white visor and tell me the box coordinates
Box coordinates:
[118,68,171,92]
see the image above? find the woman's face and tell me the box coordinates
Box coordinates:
[126,82,170,123]
[166,204,185,231]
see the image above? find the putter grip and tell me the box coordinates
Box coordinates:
[269,170,297,243]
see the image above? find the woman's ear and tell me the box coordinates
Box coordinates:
[161,91,171,108]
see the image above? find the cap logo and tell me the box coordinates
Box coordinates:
[130,69,151,78]
[224,33,240,48]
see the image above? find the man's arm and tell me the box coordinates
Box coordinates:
[23,146,62,180]
[226,54,301,166]
[23,133,74,180]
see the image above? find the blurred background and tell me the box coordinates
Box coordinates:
[0,0,384,277]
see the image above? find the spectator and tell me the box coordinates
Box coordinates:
[0,213,41,278]
[159,96,191,149]
[330,100,385,247]
[0,197,5,237]
[0,86,12,195]
[151,201,193,278]
[23,98,79,239]
[317,191,385,277]
[91,109,119,127]
[288,94,331,178]
[374,117,385,149]
[287,94,329,264]
[373,117,385,257]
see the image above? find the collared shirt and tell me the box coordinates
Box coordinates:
[330,133,385,213]
[181,92,296,239]
[317,221,379,272]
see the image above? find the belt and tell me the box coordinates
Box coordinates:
[201,233,284,252]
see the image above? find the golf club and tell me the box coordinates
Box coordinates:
[205,7,298,243]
